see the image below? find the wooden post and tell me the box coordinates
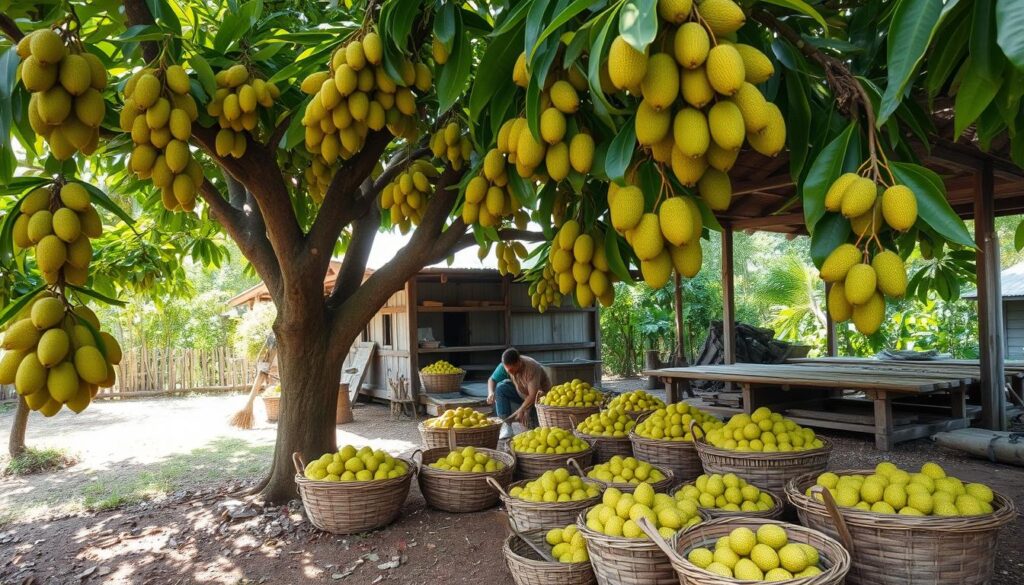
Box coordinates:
[975,159,1007,430]
[825,283,838,357]
[721,225,736,365]
[673,272,687,366]
[406,277,420,410]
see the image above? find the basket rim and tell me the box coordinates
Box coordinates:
[415,446,517,478]
[627,430,700,448]
[574,428,634,442]
[293,453,416,488]
[490,475,604,510]
[418,417,504,432]
[510,443,595,460]
[536,401,604,412]
[693,431,834,462]
[578,460,675,491]
[785,467,1019,531]
[503,529,594,570]
[574,509,680,549]
[671,478,785,512]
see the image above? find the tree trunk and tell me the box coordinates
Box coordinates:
[8,397,29,458]
[261,315,343,503]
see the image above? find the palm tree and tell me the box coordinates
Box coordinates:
[750,255,826,342]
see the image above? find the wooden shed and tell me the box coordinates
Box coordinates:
[964,261,1024,361]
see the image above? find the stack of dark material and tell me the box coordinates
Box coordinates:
[691,321,798,402]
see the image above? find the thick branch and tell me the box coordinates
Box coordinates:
[328,206,381,309]
[122,0,160,61]
[0,13,25,42]
[225,174,248,209]
[371,146,433,196]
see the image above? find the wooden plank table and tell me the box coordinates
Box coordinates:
[644,364,971,451]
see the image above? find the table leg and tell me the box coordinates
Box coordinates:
[950,384,967,420]
[872,391,894,451]
[664,378,679,404]
[742,384,753,414]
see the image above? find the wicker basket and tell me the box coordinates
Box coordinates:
[503,528,597,585]
[691,422,832,497]
[570,458,675,495]
[537,402,602,430]
[418,418,503,450]
[628,432,703,485]
[415,445,516,513]
[639,515,850,585]
[263,395,280,422]
[292,452,413,535]
[490,475,603,531]
[511,445,596,481]
[420,371,466,393]
[786,469,1018,585]
[571,413,635,463]
[576,512,680,585]
[692,487,786,520]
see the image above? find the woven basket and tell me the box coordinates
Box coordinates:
[490,475,603,532]
[511,445,595,481]
[503,528,597,585]
[420,371,466,393]
[691,422,832,497]
[570,458,675,495]
[415,444,516,513]
[640,515,850,585]
[786,469,1018,585]
[537,402,602,430]
[628,433,703,485]
[571,413,635,463]
[292,452,413,535]
[262,395,280,422]
[576,512,680,585]
[419,418,503,450]
[693,487,785,520]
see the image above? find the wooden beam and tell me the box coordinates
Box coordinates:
[730,212,805,230]
[731,176,795,197]
[407,279,420,400]
[825,283,838,357]
[721,226,736,366]
[975,159,1007,430]
[674,272,686,365]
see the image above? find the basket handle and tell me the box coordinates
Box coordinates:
[506,516,557,562]
[568,414,579,429]
[411,449,424,474]
[688,419,707,441]
[566,457,586,478]
[292,451,307,475]
[810,485,856,554]
[636,517,683,563]
[485,476,510,498]
[447,428,458,452]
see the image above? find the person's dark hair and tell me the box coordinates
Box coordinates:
[502,348,521,366]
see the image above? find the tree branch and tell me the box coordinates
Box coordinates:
[0,13,25,42]
[431,228,547,264]
[327,205,380,309]
[122,0,160,61]
[370,146,433,196]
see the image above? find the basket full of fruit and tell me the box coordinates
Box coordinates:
[573,407,636,462]
[606,390,666,420]
[293,445,414,534]
[415,443,515,513]
[576,482,702,585]
[262,384,282,422]
[574,456,675,495]
[509,427,595,480]
[641,517,850,585]
[503,525,596,585]
[674,473,784,520]
[419,360,466,393]
[489,468,603,531]
[536,379,605,430]
[419,407,503,450]
[628,403,724,482]
[786,463,1017,585]
[692,407,832,496]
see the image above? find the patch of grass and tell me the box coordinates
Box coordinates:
[0,402,15,415]
[3,447,78,476]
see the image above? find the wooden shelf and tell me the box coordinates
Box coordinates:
[417,305,507,313]
[417,344,507,354]
[511,307,597,313]
[516,342,597,351]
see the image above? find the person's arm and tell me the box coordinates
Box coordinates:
[514,384,540,426]
[487,377,497,404]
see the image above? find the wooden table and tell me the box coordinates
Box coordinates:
[644,363,972,451]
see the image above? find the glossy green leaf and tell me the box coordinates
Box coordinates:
[469,24,523,135]
[809,213,851,267]
[877,0,944,126]
[784,71,811,180]
[1014,219,1024,252]
[605,230,634,285]
[67,284,127,307]
[996,0,1024,70]
[189,54,217,97]
[953,62,1003,138]
[758,0,829,31]
[802,122,857,233]
[74,180,136,227]
[618,0,657,53]
[436,13,471,114]
[530,0,596,57]
[434,2,457,46]
[889,162,974,248]
[0,284,46,329]
[604,115,636,182]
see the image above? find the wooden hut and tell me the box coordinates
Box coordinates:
[964,261,1024,361]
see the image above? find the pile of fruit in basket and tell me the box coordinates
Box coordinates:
[511,427,590,454]
[575,406,635,437]
[676,473,775,512]
[584,483,702,538]
[686,524,825,580]
[303,445,408,482]
[425,407,493,428]
[540,379,603,406]
[606,389,665,412]
[703,407,824,451]
[546,524,589,563]
[587,456,667,485]
[421,360,464,374]
[509,468,601,502]
[809,461,996,516]
[429,446,506,472]
[633,402,723,441]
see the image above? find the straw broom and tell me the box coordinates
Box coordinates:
[229,336,276,429]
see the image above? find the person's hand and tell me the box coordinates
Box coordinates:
[486,392,495,405]
[516,409,529,427]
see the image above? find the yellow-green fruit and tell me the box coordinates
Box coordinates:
[827,282,852,322]
[708,101,745,151]
[680,67,714,108]
[66,381,92,413]
[705,44,745,96]
[24,189,51,216]
[675,22,711,67]
[36,235,67,273]
[851,205,883,237]
[225,63,249,87]
[636,100,672,146]
[671,149,707,186]
[0,350,24,384]
[16,352,47,396]
[2,319,40,351]
[52,207,81,243]
[641,249,673,289]
[559,220,582,250]
[841,178,878,218]
[608,35,648,91]
[698,169,732,211]
[58,54,92,96]
[27,210,54,243]
[133,73,162,109]
[853,292,885,335]
[570,134,595,173]
[658,0,693,23]
[37,328,70,367]
[432,37,450,65]
[825,173,860,212]
[346,40,366,71]
[517,128,547,168]
[734,558,764,581]
[74,88,105,128]
[48,361,79,403]
[747,103,786,157]
[819,243,861,283]
[574,234,595,264]
[547,143,570,181]
[550,80,579,114]
[576,282,595,307]
[872,250,907,298]
[707,142,740,172]
[735,44,774,84]
[13,214,31,249]
[38,86,72,125]
[75,346,109,384]
[659,197,695,246]
[590,270,610,297]
[20,56,58,92]
[22,386,50,409]
[731,83,769,133]
[632,213,665,261]
[363,32,383,65]
[169,108,191,141]
[30,29,66,64]
[611,186,645,232]
[165,64,190,95]
[673,108,709,158]
[844,263,877,305]
[540,108,567,144]
[881,185,917,231]
[641,53,679,110]
[699,0,747,36]
[671,240,703,278]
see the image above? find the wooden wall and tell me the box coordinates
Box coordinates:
[1004,299,1024,360]
[345,286,411,397]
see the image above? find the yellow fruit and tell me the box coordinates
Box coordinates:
[735,44,774,84]
[38,85,72,125]
[611,186,645,231]
[540,108,566,144]
[670,240,702,278]
[881,185,917,230]
[641,53,679,110]
[569,134,595,173]
[47,361,79,403]
[20,56,58,92]
[734,558,764,580]
[52,207,81,243]
[872,250,907,297]
[37,328,70,367]
[731,83,769,133]
[550,80,579,113]
[705,44,744,96]
[674,22,709,70]
[688,547,714,568]
[658,197,696,246]
[708,101,745,151]
[705,562,734,577]
[74,89,105,128]
[671,149,707,186]
[641,249,672,288]
[844,263,877,305]
[820,243,861,282]
[0,349,25,384]
[16,353,47,396]
[3,318,40,353]
[27,210,54,243]
[699,0,747,36]
[698,168,732,211]
[36,235,67,273]
[756,524,788,549]
[841,177,878,218]
[673,107,710,158]
[31,29,66,64]
[746,103,786,156]
[75,346,109,384]
[728,527,756,556]
[852,292,885,335]
[608,35,647,91]
[631,213,664,260]
[559,220,582,251]
[778,543,809,573]
[432,37,450,65]
[363,32,383,65]
[517,128,547,168]
[825,173,860,212]
[133,73,162,109]
[680,67,714,108]
[658,0,693,22]
[635,100,672,146]
[827,282,852,322]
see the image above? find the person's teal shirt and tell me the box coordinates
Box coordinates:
[490,363,509,383]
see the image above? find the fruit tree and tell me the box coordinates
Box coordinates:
[1,0,1022,501]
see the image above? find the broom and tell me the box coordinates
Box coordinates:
[229,336,276,429]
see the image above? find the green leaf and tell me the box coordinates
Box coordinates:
[0,177,51,264]
[605,230,634,285]
[757,0,829,31]
[0,48,18,185]
[690,197,722,232]
[74,180,135,227]
[809,213,851,267]
[531,0,597,57]
[802,122,856,233]
[889,162,974,248]
[0,284,46,329]
[587,8,623,128]
[996,0,1024,70]
[434,3,457,46]
[953,62,1003,138]
[1014,219,1024,252]
[469,24,523,136]
[525,0,552,60]
[784,72,811,180]
[877,0,944,126]
[618,0,658,53]
[67,284,126,307]
[189,54,217,97]
[436,18,471,114]
[145,0,182,35]
[605,116,636,182]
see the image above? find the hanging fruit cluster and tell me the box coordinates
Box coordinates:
[17,27,107,160]
[208,63,281,159]
[121,64,204,212]
[548,220,615,308]
[495,241,529,276]
[11,181,101,286]
[462,167,527,229]
[380,158,439,232]
[429,122,472,170]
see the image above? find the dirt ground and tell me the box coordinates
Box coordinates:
[1,384,1022,585]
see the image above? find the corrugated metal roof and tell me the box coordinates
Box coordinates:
[962,260,1024,299]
